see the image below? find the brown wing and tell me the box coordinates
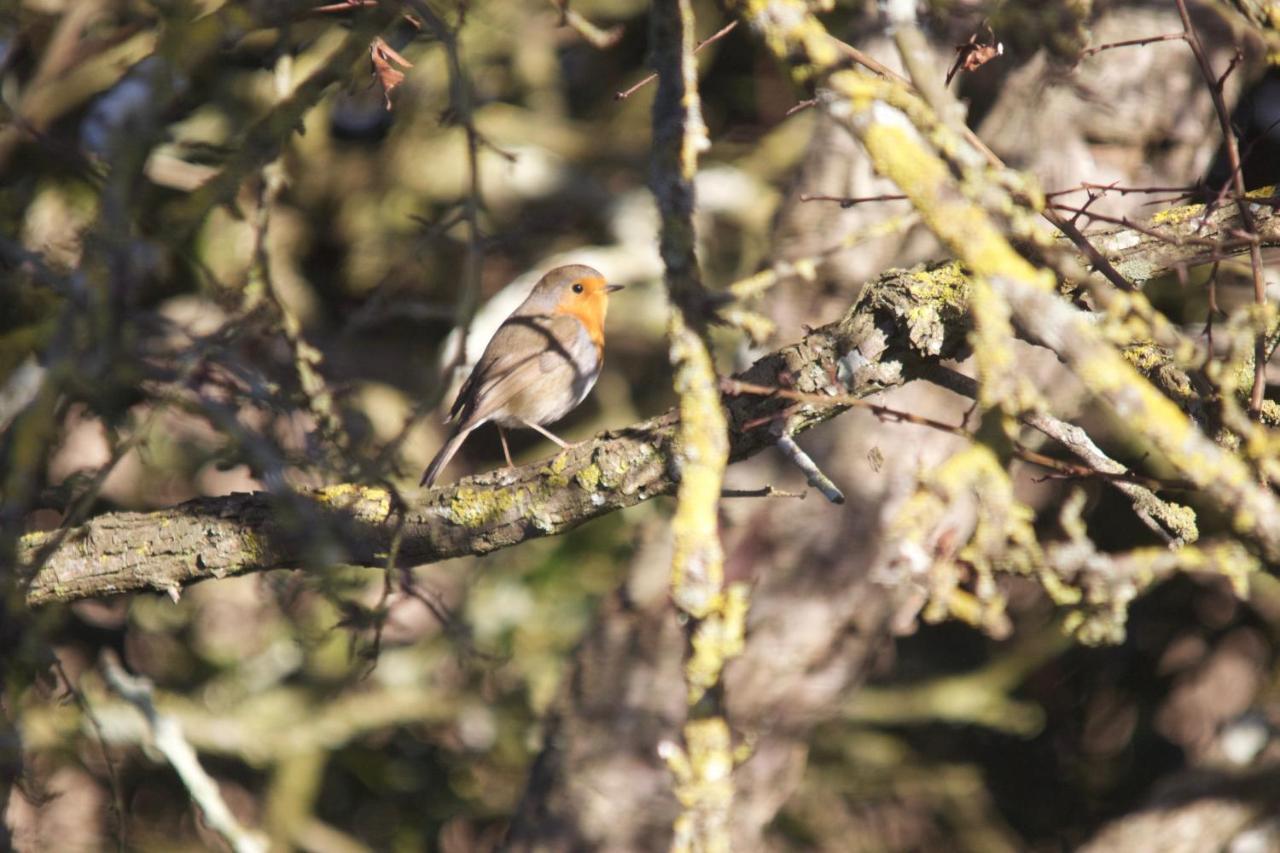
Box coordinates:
[449,315,579,429]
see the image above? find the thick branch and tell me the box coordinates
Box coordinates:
[1085,188,1280,287]
[17,261,964,607]
[17,189,1275,607]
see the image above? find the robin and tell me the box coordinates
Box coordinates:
[420,264,623,487]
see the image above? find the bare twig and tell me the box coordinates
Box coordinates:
[920,365,1198,545]
[1046,206,1137,292]
[53,659,126,849]
[1050,204,1228,249]
[721,485,806,498]
[99,651,268,853]
[411,2,485,373]
[248,69,350,472]
[798,192,908,207]
[774,434,845,504]
[785,97,817,115]
[1174,0,1269,415]
[615,20,736,100]
[550,0,625,48]
[727,212,919,301]
[724,378,1186,492]
[1080,32,1185,57]
[827,35,911,86]
[1076,182,1200,196]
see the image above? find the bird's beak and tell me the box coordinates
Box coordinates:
[605,284,625,293]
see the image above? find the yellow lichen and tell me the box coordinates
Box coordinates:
[684,583,750,704]
[540,452,573,489]
[667,313,729,620]
[18,530,53,552]
[1150,202,1206,226]
[666,716,734,853]
[315,483,391,517]
[574,463,602,492]
[447,485,526,528]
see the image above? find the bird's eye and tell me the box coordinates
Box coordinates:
[572,283,585,294]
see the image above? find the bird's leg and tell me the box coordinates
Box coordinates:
[498,426,515,468]
[519,419,572,449]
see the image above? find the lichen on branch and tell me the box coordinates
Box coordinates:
[733,0,1280,566]
[649,0,740,848]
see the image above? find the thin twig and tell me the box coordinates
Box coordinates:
[785,97,816,116]
[1175,0,1269,415]
[921,365,1198,545]
[827,35,912,86]
[1080,32,1185,57]
[798,192,908,208]
[54,659,127,850]
[1045,207,1136,291]
[360,492,407,675]
[721,485,806,499]
[416,5,485,372]
[253,146,350,472]
[723,379,1186,491]
[615,20,736,100]
[727,212,919,301]
[99,651,268,853]
[550,0,624,48]
[774,434,845,504]
[1071,182,1200,197]
[1050,204,1230,249]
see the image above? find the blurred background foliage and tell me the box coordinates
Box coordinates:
[4,0,1280,850]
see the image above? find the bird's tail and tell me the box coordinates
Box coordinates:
[420,425,473,487]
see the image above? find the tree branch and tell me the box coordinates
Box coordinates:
[733,0,1280,563]
[18,255,973,607]
[650,1,739,847]
[18,181,1280,607]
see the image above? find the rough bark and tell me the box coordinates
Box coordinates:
[18,186,1280,608]
[16,258,967,607]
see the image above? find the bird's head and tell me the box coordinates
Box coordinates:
[523,264,623,343]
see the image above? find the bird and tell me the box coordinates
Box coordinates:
[420,264,623,487]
